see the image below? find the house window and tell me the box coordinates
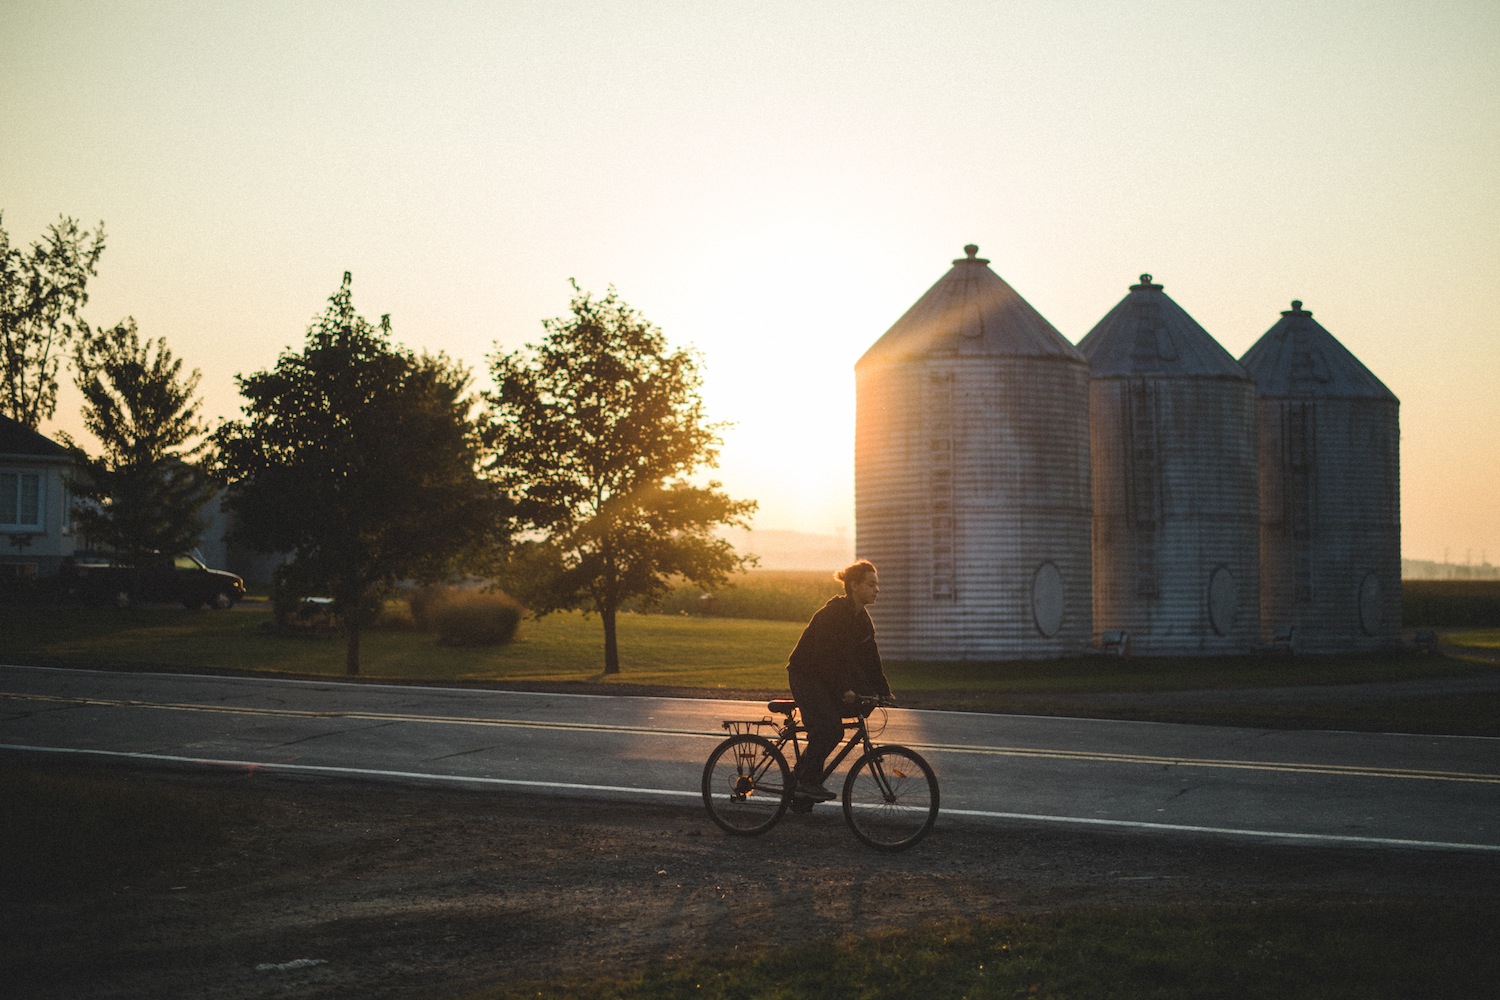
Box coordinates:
[1,470,44,529]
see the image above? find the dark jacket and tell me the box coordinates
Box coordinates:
[787,595,892,698]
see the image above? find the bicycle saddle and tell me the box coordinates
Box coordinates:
[766,698,797,715]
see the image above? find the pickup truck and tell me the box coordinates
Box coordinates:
[60,553,247,609]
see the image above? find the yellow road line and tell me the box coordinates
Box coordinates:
[7,691,1499,785]
[2,691,709,739]
[918,740,1500,784]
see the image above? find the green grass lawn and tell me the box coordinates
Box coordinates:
[7,573,1496,696]
[0,602,805,689]
[1449,628,1500,650]
[6,601,1495,692]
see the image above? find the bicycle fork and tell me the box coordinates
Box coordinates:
[864,755,900,803]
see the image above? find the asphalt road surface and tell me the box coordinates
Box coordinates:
[3,663,1498,853]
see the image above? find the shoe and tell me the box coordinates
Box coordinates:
[796,780,837,802]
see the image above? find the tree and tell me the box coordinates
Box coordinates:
[0,213,108,428]
[214,273,508,675]
[63,318,215,562]
[486,281,756,675]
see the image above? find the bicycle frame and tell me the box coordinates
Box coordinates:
[722,704,878,789]
[786,713,877,787]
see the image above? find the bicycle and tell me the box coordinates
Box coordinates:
[700,695,939,851]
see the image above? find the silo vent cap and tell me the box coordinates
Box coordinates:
[953,244,990,265]
[1282,300,1312,317]
[1131,273,1164,291]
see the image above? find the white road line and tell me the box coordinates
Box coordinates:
[0,743,702,800]
[939,806,1500,854]
[6,742,1498,854]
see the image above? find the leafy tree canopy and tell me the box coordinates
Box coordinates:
[214,273,510,674]
[486,281,756,674]
[63,318,214,562]
[0,213,107,428]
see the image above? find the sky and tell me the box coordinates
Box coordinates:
[3,0,1497,565]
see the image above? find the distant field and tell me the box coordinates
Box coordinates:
[1401,579,1500,627]
[624,569,833,621]
[643,573,1500,629]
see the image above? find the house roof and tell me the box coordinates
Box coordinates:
[857,245,1084,368]
[1240,301,1397,401]
[1077,274,1250,381]
[0,414,72,461]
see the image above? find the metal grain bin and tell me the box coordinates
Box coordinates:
[1078,274,1260,655]
[1240,301,1401,652]
[855,245,1092,660]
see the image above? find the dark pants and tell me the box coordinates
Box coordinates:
[787,669,843,785]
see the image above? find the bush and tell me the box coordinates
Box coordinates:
[375,600,418,631]
[411,586,525,646]
[406,583,448,631]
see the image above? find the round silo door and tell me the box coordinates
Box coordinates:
[1032,562,1064,637]
[1208,566,1238,637]
[1358,573,1383,636]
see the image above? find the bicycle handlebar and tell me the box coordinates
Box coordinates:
[848,694,898,715]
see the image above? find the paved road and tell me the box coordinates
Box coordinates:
[3,663,1498,853]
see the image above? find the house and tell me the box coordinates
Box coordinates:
[0,414,79,580]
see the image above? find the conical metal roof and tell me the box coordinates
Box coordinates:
[857,245,1084,368]
[1240,301,1396,401]
[1078,274,1250,380]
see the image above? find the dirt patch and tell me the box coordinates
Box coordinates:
[5,758,1498,1000]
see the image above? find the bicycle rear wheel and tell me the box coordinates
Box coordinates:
[702,734,791,836]
[841,745,938,851]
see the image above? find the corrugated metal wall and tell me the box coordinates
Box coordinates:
[1080,276,1261,655]
[1242,303,1402,652]
[857,357,1092,659]
[855,247,1092,660]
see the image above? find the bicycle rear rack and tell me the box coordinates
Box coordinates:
[721,718,780,736]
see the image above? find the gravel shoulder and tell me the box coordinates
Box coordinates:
[6,756,1499,1000]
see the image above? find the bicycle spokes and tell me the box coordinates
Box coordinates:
[702,734,792,836]
[842,746,939,851]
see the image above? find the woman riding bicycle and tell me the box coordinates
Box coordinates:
[785,560,894,801]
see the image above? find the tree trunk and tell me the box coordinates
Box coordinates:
[345,619,361,676]
[601,603,620,675]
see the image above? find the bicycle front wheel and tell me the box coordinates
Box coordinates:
[842,745,939,851]
[702,734,791,836]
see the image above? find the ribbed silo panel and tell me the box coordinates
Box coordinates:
[855,364,923,657]
[1257,398,1402,652]
[857,354,1091,661]
[1242,302,1402,654]
[1090,377,1261,655]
